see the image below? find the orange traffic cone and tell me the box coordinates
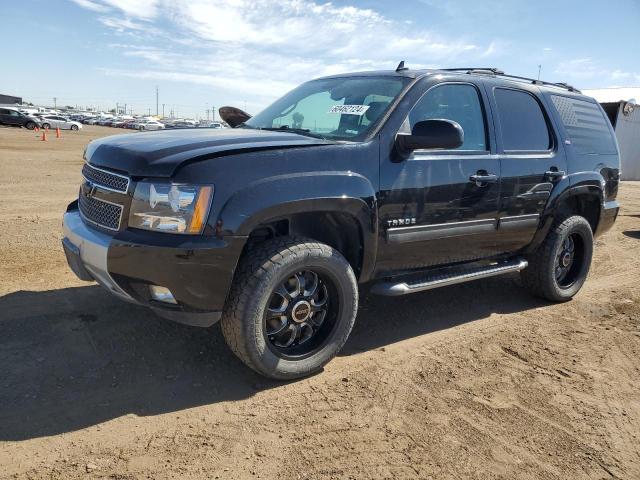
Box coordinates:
[34,125,40,132]
[56,127,61,138]
[41,130,47,141]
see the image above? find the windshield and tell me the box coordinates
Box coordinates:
[244,76,411,141]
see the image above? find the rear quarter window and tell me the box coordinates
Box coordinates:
[550,95,617,154]
[494,88,551,152]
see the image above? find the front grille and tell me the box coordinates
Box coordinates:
[82,163,130,193]
[79,193,123,231]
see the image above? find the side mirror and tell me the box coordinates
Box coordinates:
[395,119,464,156]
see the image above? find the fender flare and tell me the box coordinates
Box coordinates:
[526,172,605,253]
[218,171,378,281]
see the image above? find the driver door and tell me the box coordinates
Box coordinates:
[376,82,501,274]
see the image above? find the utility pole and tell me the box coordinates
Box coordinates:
[156,86,159,116]
[206,109,210,121]
[162,103,165,117]
[124,103,127,115]
[53,97,57,110]
[148,108,151,116]
[116,102,119,114]
[212,105,215,121]
[537,64,542,80]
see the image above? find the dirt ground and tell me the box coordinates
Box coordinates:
[0,124,639,479]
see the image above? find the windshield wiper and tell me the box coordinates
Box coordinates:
[259,126,326,140]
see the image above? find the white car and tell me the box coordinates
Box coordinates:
[135,119,164,131]
[40,115,83,131]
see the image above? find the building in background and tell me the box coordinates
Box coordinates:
[0,94,22,105]
[584,87,640,180]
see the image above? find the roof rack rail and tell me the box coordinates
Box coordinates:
[440,67,504,75]
[440,67,580,93]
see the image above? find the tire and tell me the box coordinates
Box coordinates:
[71,124,78,131]
[25,121,37,130]
[221,236,358,380]
[521,215,593,302]
[139,125,145,131]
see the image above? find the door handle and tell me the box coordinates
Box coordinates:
[545,170,565,181]
[469,172,498,187]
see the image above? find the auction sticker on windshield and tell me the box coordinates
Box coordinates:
[328,105,370,115]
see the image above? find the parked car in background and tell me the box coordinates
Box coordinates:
[0,108,41,129]
[198,121,225,129]
[134,119,164,131]
[174,120,197,128]
[40,115,82,131]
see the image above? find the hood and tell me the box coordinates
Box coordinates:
[85,127,334,177]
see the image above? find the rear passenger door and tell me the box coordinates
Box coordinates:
[488,86,567,254]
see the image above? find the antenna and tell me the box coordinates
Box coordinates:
[396,60,408,72]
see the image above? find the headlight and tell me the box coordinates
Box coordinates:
[128,182,213,234]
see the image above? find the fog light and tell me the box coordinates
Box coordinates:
[149,285,177,304]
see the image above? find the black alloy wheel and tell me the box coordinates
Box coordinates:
[521,215,593,302]
[220,237,358,380]
[555,233,585,289]
[264,269,336,359]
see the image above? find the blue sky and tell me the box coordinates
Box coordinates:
[0,0,638,118]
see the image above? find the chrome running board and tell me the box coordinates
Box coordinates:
[371,258,528,296]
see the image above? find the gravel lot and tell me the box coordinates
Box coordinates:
[1,125,639,479]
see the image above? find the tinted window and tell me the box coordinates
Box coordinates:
[408,84,487,151]
[550,95,617,154]
[0,109,8,115]
[494,88,551,151]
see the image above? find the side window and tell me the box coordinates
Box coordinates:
[0,109,8,115]
[408,84,487,151]
[494,88,551,151]
[550,95,617,154]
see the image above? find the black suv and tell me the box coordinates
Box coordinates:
[62,65,620,379]
[0,108,40,129]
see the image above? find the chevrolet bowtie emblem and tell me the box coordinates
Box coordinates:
[85,180,98,198]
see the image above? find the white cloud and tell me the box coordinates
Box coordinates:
[100,0,160,19]
[553,58,640,88]
[69,0,111,13]
[71,0,499,111]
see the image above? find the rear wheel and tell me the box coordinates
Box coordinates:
[521,215,593,302]
[25,121,37,130]
[221,237,358,379]
[70,124,78,131]
[139,125,145,131]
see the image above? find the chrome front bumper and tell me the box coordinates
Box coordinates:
[62,210,135,303]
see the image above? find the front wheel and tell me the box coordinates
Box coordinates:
[70,124,78,131]
[26,121,37,130]
[521,215,593,302]
[221,237,358,380]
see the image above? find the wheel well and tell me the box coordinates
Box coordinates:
[244,212,364,278]
[558,194,600,232]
